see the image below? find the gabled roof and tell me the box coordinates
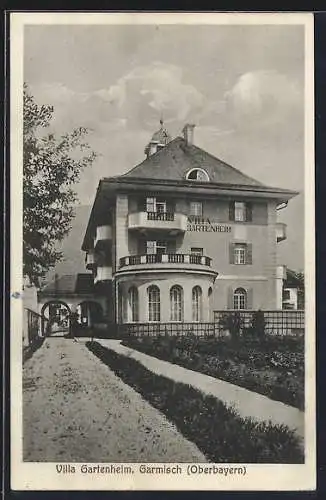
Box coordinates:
[81,135,299,251]
[123,136,264,187]
[39,273,94,296]
[285,269,304,288]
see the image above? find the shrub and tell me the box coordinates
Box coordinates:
[219,312,244,340]
[122,334,304,409]
[86,341,303,463]
[251,310,266,340]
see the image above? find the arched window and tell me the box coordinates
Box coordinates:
[192,286,203,322]
[233,288,247,310]
[118,285,123,323]
[170,285,184,322]
[148,285,160,322]
[128,286,138,323]
[186,168,210,182]
[208,287,213,321]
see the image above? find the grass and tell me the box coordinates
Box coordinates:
[122,335,304,410]
[86,340,304,464]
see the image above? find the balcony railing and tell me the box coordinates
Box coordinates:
[146,211,175,221]
[120,253,212,268]
[128,211,188,232]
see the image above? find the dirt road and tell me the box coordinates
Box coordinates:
[23,337,206,462]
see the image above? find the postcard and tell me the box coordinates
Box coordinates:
[10,11,315,491]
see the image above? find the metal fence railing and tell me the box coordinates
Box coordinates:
[117,310,305,338]
[118,322,218,338]
[213,309,305,336]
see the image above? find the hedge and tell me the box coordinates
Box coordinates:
[86,341,304,464]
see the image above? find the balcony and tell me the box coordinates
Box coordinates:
[276,222,287,242]
[95,225,112,248]
[120,253,212,269]
[128,211,188,233]
[94,266,112,284]
[85,251,95,270]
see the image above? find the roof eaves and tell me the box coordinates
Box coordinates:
[101,175,299,197]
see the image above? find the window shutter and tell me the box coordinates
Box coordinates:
[229,201,235,221]
[227,287,234,309]
[246,202,253,222]
[246,243,252,265]
[229,242,235,264]
[138,238,146,254]
[140,199,146,211]
[247,288,253,309]
[168,240,176,253]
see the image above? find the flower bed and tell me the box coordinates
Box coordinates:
[86,341,303,463]
[122,335,304,410]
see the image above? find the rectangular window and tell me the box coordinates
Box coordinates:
[156,240,167,255]
[234,243,247,265]
[146,197,168,213]
[229,201,253,222]
[230,242,252,265]
[190,201,203,216]
[148,287,160,322]
[156,200,167,213]
[146,240,167,255]
[191,247,203,256]
[146,197,156,212]
[146,240,156,254]
[234,201,246,222]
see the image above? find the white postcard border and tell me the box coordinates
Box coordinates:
[10,11,316,491]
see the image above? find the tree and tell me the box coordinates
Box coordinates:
[23,83,97,286]
[293,271,305,309]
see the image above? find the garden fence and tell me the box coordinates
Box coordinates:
[24,308,49,346]
[117,310,304,338]
[118,322,218,338]
[213,309,305,336]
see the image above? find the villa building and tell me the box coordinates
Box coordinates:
[81,122,298,326]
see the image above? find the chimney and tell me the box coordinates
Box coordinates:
[182,123,195,145]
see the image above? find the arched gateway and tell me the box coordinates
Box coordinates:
[41,300,71,336]
[38,273,109,336]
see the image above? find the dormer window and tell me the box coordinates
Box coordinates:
[186,168,210,182]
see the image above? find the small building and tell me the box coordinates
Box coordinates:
[81,122,298,325]
[38,273,108,329]
[282,269,305,310]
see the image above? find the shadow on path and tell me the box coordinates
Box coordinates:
[23,337,45,363]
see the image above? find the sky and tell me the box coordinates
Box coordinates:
[24,21,306,271]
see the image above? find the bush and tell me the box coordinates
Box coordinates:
[219,312,244,340]
[251,310,266,340]
[86,341,303,463]
[122,335,304,409]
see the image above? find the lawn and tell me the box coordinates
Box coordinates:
[122,334,304,410]
[86,340,304,463]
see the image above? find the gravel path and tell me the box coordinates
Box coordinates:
[23,337,207,462]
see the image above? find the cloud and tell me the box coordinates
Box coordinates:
[224,70,303,133]
[29,61,205,133]
[29,82,77,104]
[95,62,204,127]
